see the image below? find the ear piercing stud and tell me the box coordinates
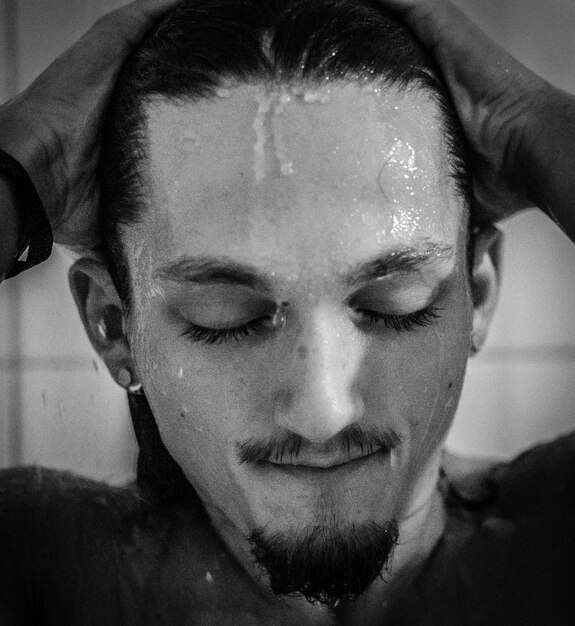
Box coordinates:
[117,367,143,394]
[272,301,289,329]
[470,333,480,355]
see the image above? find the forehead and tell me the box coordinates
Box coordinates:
[127,82,464,284]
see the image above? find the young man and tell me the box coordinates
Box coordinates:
[0,1,574,624]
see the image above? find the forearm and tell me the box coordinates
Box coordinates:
[0,174,23,282]
[529,88,575,242]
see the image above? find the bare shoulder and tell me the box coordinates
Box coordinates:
[442,432,575,517]
[0,466,161,557]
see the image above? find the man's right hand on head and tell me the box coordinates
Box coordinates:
[375,0,575,241]
[0,0,180,255]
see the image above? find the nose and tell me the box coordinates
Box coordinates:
[273,304,365,443]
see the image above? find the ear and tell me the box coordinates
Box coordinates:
[68,257,138,390]
[469,223,503,356]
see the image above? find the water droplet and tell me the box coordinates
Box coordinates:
[272,302,289,329]
[252,90,272,184]
[302,90,330,104]
[280,161,293,176]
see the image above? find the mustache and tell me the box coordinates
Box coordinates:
[237,424,400,465]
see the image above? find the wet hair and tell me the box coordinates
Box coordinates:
[101,0,473,309]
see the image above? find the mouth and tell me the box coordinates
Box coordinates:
[266,447,382,469]
[260,447,391,477]
[237,426,401,476]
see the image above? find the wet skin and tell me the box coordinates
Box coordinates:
[121,82,475,617]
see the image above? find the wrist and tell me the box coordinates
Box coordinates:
[0,102,55,214]
[525,87,575,238]
[0,146,53,278]
[0,173,24,280]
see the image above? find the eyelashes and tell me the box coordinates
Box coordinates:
[355,307,441,332]
[181,306,441,345]
[182,318,269,345]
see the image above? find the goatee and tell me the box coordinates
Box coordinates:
[249,519,399,608]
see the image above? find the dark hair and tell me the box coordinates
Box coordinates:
[101,0,472,309]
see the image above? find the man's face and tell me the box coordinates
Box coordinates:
[123,82,472,550]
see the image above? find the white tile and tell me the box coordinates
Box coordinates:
[487,210,575,350]
[447,356,575,459]
[20,365,137,484]
[0,368,17,467]
[458,0,575,93]
[13,248,98,360]
[0,276,19,358]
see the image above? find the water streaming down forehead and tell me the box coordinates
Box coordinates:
[252,84,449,236]
[241,82,421,176]
[248,85,335,184]
[132,82,462,304]
[212,82,461,285]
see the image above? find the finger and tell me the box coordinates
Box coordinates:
[25,0,181,103]
[129,0,184,20]
[89,0,182,48]
[70,0,180,62]
[373,0,473,40]
[374,0,532,91]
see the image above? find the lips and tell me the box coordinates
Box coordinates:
[266,446,382,469]
[267,450,390,482]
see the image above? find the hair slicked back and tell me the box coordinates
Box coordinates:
[101,0,472,308]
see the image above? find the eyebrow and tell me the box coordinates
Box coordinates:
[155,256,274,293]
[155,242,454,291]
[344,242,454,287]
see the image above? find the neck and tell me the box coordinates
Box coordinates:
[335,485,445,624]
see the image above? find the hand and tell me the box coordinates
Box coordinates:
[0,0,180,250]
[376,0,575,232]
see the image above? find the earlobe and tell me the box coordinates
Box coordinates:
[68,257,140,391]
[469,224,503,356]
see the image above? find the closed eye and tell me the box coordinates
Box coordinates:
[181,317,271,344]
[181,306,441,346]
[356,306,441,332]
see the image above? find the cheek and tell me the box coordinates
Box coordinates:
[364,281,472,461]
[129,306,268,495]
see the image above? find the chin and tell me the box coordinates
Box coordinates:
[249,514,400,607]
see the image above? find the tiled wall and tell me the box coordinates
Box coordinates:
[0,0,574,479]
[448,211,575,457]
[5,251,138,483]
